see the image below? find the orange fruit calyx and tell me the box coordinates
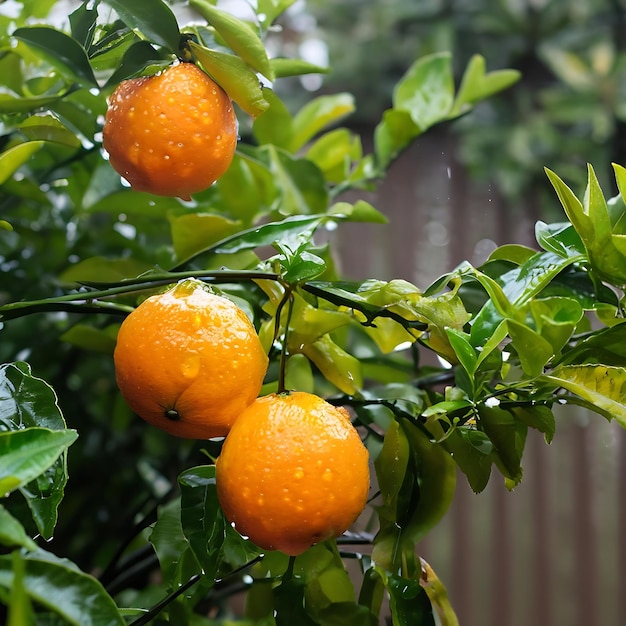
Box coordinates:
[102,62,238,200]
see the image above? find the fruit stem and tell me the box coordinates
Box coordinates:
[276,287,295,394]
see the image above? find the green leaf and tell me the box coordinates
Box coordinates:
[149,499,200,589]
[59,256,154,284]
[0,142,45,185]
[289,93,356,152]
[506,319,554,378]
[419,559,460,626]
[393,52,454,130]
[329,199,388,224]
[400,420,456,541]
[7,550,35,626]
[450,54,520,117]
[0,428,78,496]
[189,41,269,118]
[0,92,67,114]
[535,221,585,258]
[178,465,225,581]
[17,115,81,147]
[0,549,125,626]
[477,405,526,487]
[103,40,166,87]
[306,128,362,183]
[169,213,244,262]
[544,167,592,239]
[301,334,362,394]
[211,215,326,256]
[511,405,555,444]
[255,0,297,29]
[258,145,329,215]
[281,250,326,283]
[274,569,318,626]
[103,0,181,52]
[373,108,421,171]
[59,324,118,354]
[441,427,492,493]
[530,296,583,355]
[557,322,626,367]
[0,363,72,539]
[253,88,294,149]
[374,419,410,522]
[13,26,97,86]
[69,0,99,50]
[190,0,273,79]
[544,364,626,427]
[270,57,329,78]
[0,505,38,551]
[445,328,478,380]
[487,244,536,265]
[379,571,436,626]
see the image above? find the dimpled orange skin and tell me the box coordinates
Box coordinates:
[216,391,370,556]
[113,281,268,439]
[102,62,237,200]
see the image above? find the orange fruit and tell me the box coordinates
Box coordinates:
[102,62,237,200]
[113,279,268,439]
[216,391,370,555]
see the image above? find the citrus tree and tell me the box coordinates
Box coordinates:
[2,1,626,624]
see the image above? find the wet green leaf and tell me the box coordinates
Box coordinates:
[0,506,38,551]
[0,142,45,185]
[0,428,77,496]
[506,319,554,378]
[441,427,492,493]
[511,405,555,444]
[18,115,80,147]
[301,334,362,394]
[544,364,626,427]
[104,0,180,52]
[0,549,125,626]
[255,145,329,215]
[306,128,362,183]
[189,42,269,118]
[289,93,355,152]
[374,419,410,523]
[535,221,585,258]
[191,0,273,79]
[373,108,420,171]
[270,57,329,78]
[0,363,72,539]
[13,26,97,86]
[178,465,226,582]
[169,213,243,262]
[381,571,435,626]
[59,256,154,284]
[477,405,526,487]
[253,88,294,149]
[394,52,454,130]
[450,54,520,117]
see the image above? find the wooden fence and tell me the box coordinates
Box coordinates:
[330,130,625,625]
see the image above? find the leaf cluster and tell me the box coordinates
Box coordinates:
[1,1,626,625]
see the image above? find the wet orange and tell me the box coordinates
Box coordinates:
[113,279,268,439]
[103,62,237,200]
[216,391,370,555]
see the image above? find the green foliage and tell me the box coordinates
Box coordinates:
[0,0,625,624]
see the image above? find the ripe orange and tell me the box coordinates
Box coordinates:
[216,391,370,556]
[113,279,268,439]
[102,62,237,200]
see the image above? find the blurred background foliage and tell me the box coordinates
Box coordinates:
[275,0,626,208]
